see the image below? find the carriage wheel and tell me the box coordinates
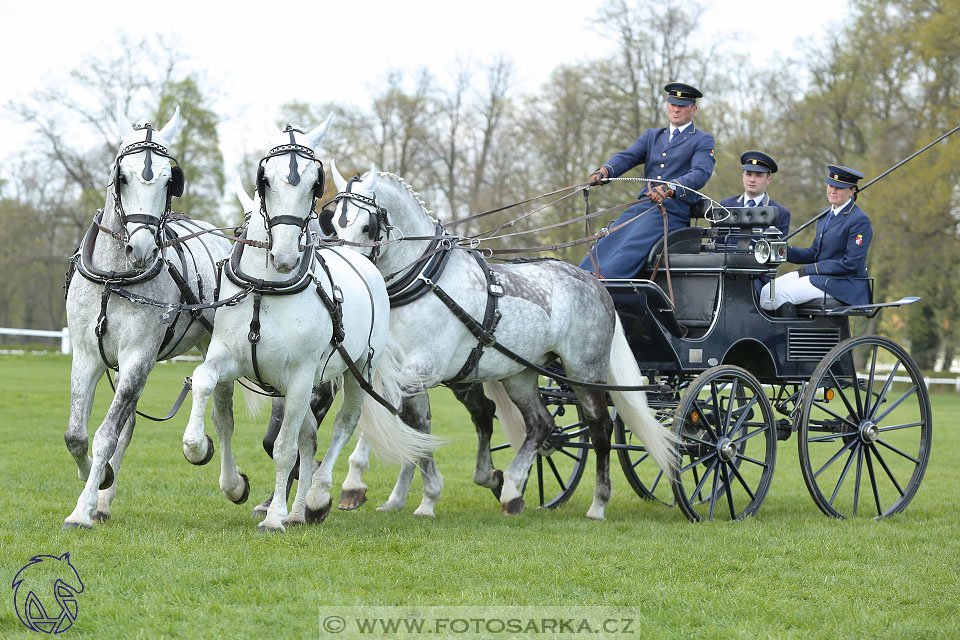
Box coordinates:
[490,384,589,509]
[671,365,777,522]
[615,412,677,507]
[798,336,932,519]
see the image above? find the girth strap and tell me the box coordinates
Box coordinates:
[446,250,503,384]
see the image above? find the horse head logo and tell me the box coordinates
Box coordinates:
[11,553,84,634]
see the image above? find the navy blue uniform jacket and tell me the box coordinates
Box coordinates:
[580,125,715,279]
[787,200,873,305]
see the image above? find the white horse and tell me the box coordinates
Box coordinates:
[325,166,678,520]
[180,116,436,532]
[63,106,232,529]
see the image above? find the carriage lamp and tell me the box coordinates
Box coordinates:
[754,239,788,264]
[754,240,771,264]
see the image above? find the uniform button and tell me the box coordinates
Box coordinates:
[660,163,665,168]
[657,176,662,179]
[661,152,667,157]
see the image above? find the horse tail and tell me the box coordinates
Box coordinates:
[240,382,270,419]
[356,338,441,465]
[607,314,679,474]
[483,381,526,450]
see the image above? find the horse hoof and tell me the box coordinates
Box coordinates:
[98,463,115,490]
[305,502,331,524]
[503,497,525,516]
[338,488,367,511]
[91,511,111,523]
[251,494,272,518]
[230,473,250,505]
[257,522,285,533]
[184,435,215,466]
[490,469,504,501]
[62,521,92,530]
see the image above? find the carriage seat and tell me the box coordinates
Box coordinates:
[796,296,843,315]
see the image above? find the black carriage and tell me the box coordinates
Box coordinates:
[493,204,932,521]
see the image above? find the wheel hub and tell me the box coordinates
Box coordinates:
[717,437,738,462]
[859,420,879,444]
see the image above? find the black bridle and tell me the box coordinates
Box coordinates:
[255,125,325,251]
[324,177,391,263]
[111,123,184,246]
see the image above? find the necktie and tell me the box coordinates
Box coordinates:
[746,199,756,207]
[824,212,835,232]
[669,128,677,142]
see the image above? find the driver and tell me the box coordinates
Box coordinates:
[579,82,716,279]
[760,164,872,316]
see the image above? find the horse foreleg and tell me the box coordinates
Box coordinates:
[309,376,364,521]
[63,363,149,529]
[93,412,136,522]
[260,379,311,533]
[339,437,371,511]
[64,353,105,482]
[210,380,249,505]
[183,349,234,465]
[285,410,319,526]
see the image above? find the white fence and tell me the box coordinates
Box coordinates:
[0,327,72,354]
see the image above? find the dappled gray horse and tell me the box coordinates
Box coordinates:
[324,166,677,520]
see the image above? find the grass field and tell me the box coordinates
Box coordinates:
[1,353,958,639]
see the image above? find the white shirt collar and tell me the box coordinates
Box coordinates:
[832,198,852,214]
[742,193,766,205]
[670,122,693,136]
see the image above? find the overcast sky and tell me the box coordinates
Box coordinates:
[1,0,847,176]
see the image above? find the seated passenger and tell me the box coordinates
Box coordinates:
[579,82,716,279]
[760,164,872,316]
[720,150,791,293]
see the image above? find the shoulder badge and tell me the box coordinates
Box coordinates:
[709,149,715,157]
[855,233,863,246]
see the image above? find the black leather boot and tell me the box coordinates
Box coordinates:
[775,303,797,318]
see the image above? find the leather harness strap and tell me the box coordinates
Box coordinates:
[447,250,504,384]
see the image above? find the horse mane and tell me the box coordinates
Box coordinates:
[375,172,438,225]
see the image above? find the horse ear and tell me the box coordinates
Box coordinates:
[304,112,334,150]
[116,103,134,139]
[156,106,181,146]
[265,109,283,143]
[235,177,255,214]
[365,164,378,192]
[331,159,347,193]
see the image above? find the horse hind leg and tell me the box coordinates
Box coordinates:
[577,388,614,521]
[497,371,555,516]
[450,383,500,492]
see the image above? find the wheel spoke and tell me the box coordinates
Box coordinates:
[545,455,567,492]
[536,456,545,506]
[681,450,718,473]
[727,393,760,438]
[829,444,859,506]
[723,378,740,434]
[720,462,737,519]
[737,453,769,468]
[648,469,664,494]
[731,426,770,446]
[828,369,860,419]
[690,458,718,504]
[808,431,859,443]
[692,398,719,442]
[490,443,512,452]
[865,345,879,416]
[813,438,857,478]
[558,448,581,462]
[727,460,756,500]
[869,443,906,497]
[868,359,903,421]
[630,452,650,469]
[853,445,864,516]
[811,400,859,429]
[864,445,883,516]
[873,385,918,423]
[708,458,722,520]
[683,434,717,448]
[875,438,920,465]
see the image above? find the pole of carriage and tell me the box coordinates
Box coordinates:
[783,123,960,241]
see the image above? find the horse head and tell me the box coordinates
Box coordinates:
[256,113,332,273]
[113,104,184,271]
[324,160,384,257]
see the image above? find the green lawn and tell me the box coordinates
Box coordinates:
[0,353,957,639]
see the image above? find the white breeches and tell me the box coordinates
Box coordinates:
[759,270,828,310]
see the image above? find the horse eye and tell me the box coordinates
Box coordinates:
[119,174,128,185]
[362,224,370,234]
